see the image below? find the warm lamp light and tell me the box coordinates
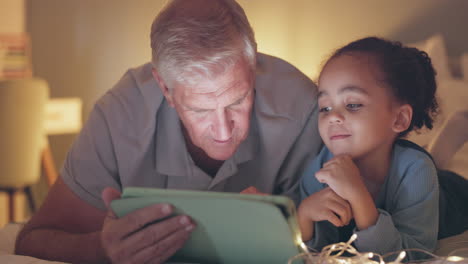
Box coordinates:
[40,97,82,186]
[44,98,82,135]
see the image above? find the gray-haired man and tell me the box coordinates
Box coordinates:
[16,0,322,263]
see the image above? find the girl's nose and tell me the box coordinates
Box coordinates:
[328,110,344,124]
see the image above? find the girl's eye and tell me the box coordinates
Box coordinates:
[319,106,332,113]
[346,103,362,110]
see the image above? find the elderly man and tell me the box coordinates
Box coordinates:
[15,0,321,263]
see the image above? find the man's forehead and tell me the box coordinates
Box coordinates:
[183,78,246,95]
[180,79,251,101]
[176,64,253,94]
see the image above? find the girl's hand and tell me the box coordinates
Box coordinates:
[315,155,379,230]
[298,187,352,241]
[315,155,367,203]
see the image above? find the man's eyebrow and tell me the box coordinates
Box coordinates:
[227,89,252,107]
[185,105,207,111]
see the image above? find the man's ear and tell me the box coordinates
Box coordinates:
[152,68,175,107]
[392,104,413,133]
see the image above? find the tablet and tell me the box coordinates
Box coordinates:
[111,187,307,264]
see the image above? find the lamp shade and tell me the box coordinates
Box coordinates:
[44,97,82,135]
[0,78,49,188]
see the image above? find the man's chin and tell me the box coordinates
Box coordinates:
[206,149,236,161]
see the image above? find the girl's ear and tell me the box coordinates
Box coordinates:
[152,68,175,107]
[393,104,413,133]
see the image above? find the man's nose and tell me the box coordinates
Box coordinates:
[212,109,233,140]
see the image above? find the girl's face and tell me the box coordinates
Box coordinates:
[317,53,401,159]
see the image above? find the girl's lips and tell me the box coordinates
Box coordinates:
[330,134,351,140]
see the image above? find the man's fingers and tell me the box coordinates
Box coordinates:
[113,203,175,237]
[103,206,196,263]
[100,188,196,263]
[148,229,190,264]
[102,187,121,220]
[102,187,122,208]
[133,226,192,264]
[121,214,195,255]
[240,186,258,194]
[241,186,268,196]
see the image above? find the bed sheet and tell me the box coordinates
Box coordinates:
[1,223,467,264]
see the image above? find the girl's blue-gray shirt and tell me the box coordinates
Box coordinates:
[300,142,439,258]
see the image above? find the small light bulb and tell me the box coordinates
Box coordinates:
[447,256,464,262]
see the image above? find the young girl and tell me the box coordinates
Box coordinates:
[297,37,442,259]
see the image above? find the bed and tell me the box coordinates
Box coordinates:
[1,222,467,263]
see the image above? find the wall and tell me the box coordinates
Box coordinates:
[0,0,24,33]
[27,0,468,171]
[0,0,26,227]
[241,0,468,79]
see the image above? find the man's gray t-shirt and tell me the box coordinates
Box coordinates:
[61,53,322,210]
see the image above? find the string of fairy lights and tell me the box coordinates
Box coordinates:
[288,234,468,264]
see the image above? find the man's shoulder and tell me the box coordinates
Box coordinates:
[255,53,318,123]
[95,62,164,120]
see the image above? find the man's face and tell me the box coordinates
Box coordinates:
[160,60,255,161]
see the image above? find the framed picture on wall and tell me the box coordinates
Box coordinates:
[0,33,32,79]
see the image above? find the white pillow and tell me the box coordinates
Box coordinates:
[407,79,468,147]
[408,34,452,81]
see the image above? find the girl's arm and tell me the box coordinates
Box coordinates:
[352,155,439,259]
[315,155,379,230]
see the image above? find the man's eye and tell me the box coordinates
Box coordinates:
[229,98,245,109]
[233,98,244,105]
[319,106,332,113]
[347,104,362,110]
[192,109,209,113]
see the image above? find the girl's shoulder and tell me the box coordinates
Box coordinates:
[389,140,438,190]
[393,140,436,172]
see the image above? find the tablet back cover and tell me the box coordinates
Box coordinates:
[111,187,305,264]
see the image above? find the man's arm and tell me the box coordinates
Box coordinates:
[15,177,108,263]
[15,178,196,264]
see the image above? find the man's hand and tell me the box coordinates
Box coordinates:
[298,187,352,241]
[240,186,268,195]
[100,188,196,264]
[315,155,367,202]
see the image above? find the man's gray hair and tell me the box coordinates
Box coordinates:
[150,0,257,87]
